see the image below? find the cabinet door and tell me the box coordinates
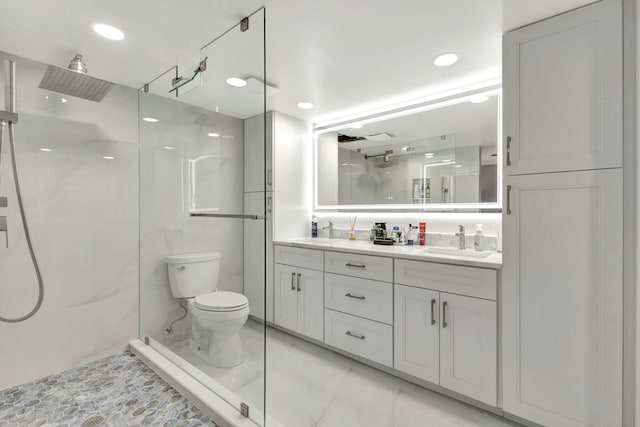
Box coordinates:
[503,1,622,175]
[440,292,497,406]
[243,192,274,322]
[502,169,623,427]
[274,264,298,332]
[297,267,324,341]
[243,112,273,193]
[394,285,439,384]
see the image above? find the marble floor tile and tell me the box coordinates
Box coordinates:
[0,352,216,427]
[166,319,521,427]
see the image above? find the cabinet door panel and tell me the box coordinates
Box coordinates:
[244,192,273,322]
[503,1,622,175]
[503,169,623,427]
[394,285,439,384]
[274,264,298,332]
[440,293,497,406]
[298,268,324,341]
[244,112,273,193]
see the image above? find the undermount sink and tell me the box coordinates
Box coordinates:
[425,247,493,259]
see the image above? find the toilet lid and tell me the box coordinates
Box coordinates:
[194,292,248,312]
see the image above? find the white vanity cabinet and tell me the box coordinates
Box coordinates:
[274,246,324,341]
[394,259,498,406]
[502,1,625,426]
[243,112,310,323]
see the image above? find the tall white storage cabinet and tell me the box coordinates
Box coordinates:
[502,2,624,427]
[243,111,310,323]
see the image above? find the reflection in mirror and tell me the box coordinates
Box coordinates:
[316,89,501,210]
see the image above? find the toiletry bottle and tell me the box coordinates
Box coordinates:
[407,224,414,245]
[399,227,406,245]
[474,224,485,251]
[425,183,431,200]
[392,226,400,243]
[370,226,376,242]
[419,222,426,245]
[312,216,318,238]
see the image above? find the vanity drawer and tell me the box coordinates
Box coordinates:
[275,245,324,271]
[324,273,393,324]
[324,309,393,367]
[324,251,393,282]
[395,259,497,301]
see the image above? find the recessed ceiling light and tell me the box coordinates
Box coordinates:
[350,123,364,129]
[44,95,49,100]
[433,53,458,67]
[207,132,220,137]
[470,94,489,103]
[163,146,175,150]
[454,164,462,168]
[142,117,158,123]
[442,159,452,162]
[297,101,314,110]
[226,77,247,87]
[424,153,435,158]
[40,148,52,152]
[92,23,125,41]
[61,97,68,103]
[103,156,115,160]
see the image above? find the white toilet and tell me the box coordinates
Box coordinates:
[165,252,249,368]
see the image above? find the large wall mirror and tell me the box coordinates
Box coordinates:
[314,86,502,211]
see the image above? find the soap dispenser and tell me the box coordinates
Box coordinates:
[474,224,485,251]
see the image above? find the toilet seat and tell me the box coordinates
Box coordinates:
[194,291,248,312]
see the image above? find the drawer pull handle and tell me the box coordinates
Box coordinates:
[442,301,448,328]
[345,263,366,269]
[345,293,366,300]
[297,273,302,292]
[345,331,365,340]
[430,299,436,325]
[291,272,296,291]
[506,136,512,166]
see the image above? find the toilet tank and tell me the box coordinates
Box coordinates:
[165,252,221,298]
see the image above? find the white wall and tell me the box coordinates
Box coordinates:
[139,91,244,342]
[0,53,139,390]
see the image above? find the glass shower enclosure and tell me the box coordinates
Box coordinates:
[138,8,267,425]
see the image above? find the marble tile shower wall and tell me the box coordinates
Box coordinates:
[139,93,244,342]
[0,53,139,390]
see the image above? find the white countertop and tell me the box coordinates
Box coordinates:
[274,238,502,269]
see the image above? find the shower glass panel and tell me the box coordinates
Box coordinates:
[138,9,266,425]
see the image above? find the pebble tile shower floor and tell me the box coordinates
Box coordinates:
[0,352,216,426]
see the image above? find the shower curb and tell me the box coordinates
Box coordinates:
[129,339,256,427]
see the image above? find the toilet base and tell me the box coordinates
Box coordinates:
[190,323,245,368]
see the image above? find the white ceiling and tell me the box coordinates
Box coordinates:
[0,0,594,122]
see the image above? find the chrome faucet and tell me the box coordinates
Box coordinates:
[322,221,334,239]
[455,225,466,250]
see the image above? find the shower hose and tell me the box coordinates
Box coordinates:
[0,121,44,322]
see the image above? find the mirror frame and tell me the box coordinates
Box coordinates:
[313,84,503,212]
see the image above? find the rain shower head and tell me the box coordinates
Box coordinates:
[38,53,114,102]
